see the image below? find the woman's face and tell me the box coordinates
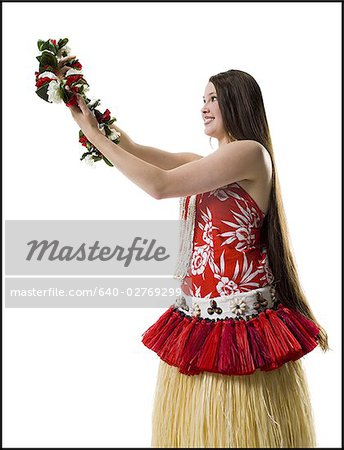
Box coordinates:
[201,81,228,145]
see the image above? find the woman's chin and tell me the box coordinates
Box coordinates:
[204,129,216,138]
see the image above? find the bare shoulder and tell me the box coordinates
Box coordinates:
[224,140,273,215]
[177,141,266,167]
[218,139,264,155]
[218,139,272,178]
[252,140,273,183]
[254,141,273,176]
[218,139,262,156]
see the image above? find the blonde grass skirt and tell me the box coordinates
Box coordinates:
[151,358,316,448]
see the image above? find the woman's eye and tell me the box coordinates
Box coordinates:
[203,96,217,104]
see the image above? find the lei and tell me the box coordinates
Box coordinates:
[34,38,120,167]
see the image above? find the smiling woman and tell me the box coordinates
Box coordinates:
[64,61,328,447]
[140,69,329,448]
[201,87,232,145]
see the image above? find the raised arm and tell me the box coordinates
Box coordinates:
[110,122,203,169]
[89,126,265,200]
[57,57,203,169]
[70,95,266,200]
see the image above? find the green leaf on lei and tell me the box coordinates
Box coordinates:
[103,156,114,167]
[58,38,69,49]
[35,84,50,102]
[80,152,90,161]
[39,51,58,71]
[37,40,45,51]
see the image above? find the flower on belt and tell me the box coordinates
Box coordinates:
[253,291,268,312]
[229,297,247,315]
[269,284,278,304]
[192,303,201,317]
[175,296,189,312]
[207,299,222,315]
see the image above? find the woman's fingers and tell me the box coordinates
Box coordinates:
[76,94,88,114]
[57,56,78,80]
[58,55,77,69]
[61,66,71,74]
[57,55,79,79]
[57,65,72,80]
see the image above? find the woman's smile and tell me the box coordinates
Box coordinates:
[203,116,215,125]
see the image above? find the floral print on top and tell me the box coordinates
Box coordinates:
[180,182,275,298]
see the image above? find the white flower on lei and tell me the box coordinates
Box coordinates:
[74,83,90,94]
[57,45,71,58]
[47,80,63,104]
[65,68,83,77]
[38,71,58,80]
[87,98,100,109]
[108,130,121,141]
[84,155,96,168]
[98,125,120,141]
[108,132,120,141]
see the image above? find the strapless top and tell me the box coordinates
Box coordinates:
[180,182,274,300]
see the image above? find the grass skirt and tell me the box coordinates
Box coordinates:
[151,358,316,448]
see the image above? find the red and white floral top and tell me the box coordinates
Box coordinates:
[180,182,275,299]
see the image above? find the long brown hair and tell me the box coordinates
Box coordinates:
[209,69,329,352]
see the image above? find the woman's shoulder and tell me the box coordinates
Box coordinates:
[219,139,267,152]
[220,139,271,170]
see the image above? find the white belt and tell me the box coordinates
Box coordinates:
[174,284,278,321]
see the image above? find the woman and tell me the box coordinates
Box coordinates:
[62,60,328,447]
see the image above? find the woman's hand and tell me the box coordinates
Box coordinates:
[68,93,101,142]
[56,55,77,79]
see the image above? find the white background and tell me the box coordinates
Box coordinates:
[3,1,341,448]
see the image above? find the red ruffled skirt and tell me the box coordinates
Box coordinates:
[141,300,320,376]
